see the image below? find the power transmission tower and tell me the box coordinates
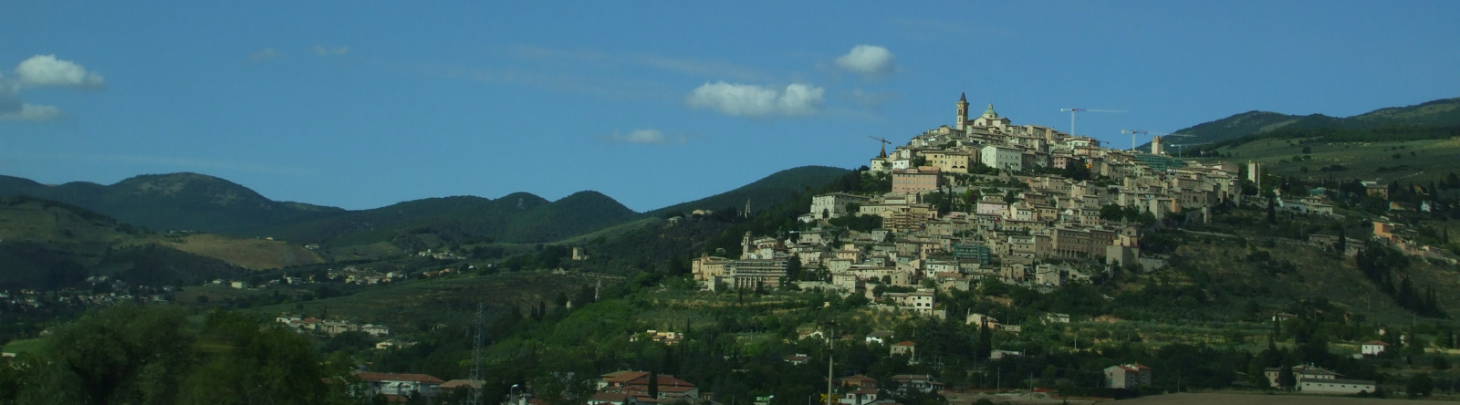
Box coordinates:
[467,303,486,405]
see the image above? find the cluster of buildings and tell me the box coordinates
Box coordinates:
[1,280,174,311]
[629,329,684,346]
[275,313,391,337]
[351,371,486,402]
[692,93,1243,316]
[1371,220,1460,265]
[327,265,409,285]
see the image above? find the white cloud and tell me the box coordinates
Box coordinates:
[835,45,895,75]
[0,103,61,121]
[687,82,825,117]
[0,54,105,123]
[313,45,351,56]
[249,48,282,62]
[607,129,676,144]
[14,54,105,88]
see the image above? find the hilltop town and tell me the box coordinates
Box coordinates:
[694,93,1243,309]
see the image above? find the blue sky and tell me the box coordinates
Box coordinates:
[2,1,1458,211]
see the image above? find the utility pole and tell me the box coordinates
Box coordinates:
[826,323,835,405]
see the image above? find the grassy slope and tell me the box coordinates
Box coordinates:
[1202,136,1460,183]
[1164,207,1460,324]
[161,234,325,270]
[1165,97,1460,148]
[0,196,318,288]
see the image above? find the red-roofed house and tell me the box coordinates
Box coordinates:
[889,341,916,357]
[597,371,699,401]
[837,375,878,390]
[890,374,942,394]
[1361,340,1389,356]
[839,386,879,405]
[355,371,444,398]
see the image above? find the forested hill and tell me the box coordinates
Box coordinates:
[1165,97,1460,147]
[648,165,850,217]
[0,173,344,235]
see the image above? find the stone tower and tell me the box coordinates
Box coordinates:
[740,231,753,260]
[956,92,969,131]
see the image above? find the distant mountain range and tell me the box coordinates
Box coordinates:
[1162,97,1460,148]
[0,173,344,235]
[0,165,849,248]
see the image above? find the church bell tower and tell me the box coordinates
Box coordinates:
[955,92,970,131]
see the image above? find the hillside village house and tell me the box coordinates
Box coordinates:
[1263,364,1375,394]
[596,370,699,402]
[890,374,943,394]
[811,193,870,220]
[1103,364,1152,389]
[891,167,943,195]
[354,371,444,399]
[1361,340,1389,356]
[890,341,916,358]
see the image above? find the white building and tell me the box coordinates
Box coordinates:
[1361,341,1389,356]
[355,372,444,397]
[811,193,870,220]
[981,145,1022,172]
[1104,364,1152,389]
[1297,379,1376,395]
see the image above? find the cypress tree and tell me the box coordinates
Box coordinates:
[1278,363,1296,391]
[1266,198,1277,224]
[974,322,992,361]
[648,370,660,399]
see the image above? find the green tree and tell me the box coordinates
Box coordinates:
[1266,198,1277,225]
[1277,364,1296,391]
[1407,373,1433,398]
[18,305,194,404]
[177,311,336,405]
[974,323,992,362]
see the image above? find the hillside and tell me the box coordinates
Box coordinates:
[0,167,855,259]
[0,196,247,289]
[1151,97,1460,150]
[648,165,850,217]
[0,173,344,235]
[1201,135,1460,184]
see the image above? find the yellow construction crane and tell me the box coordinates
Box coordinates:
[867,136,893,158]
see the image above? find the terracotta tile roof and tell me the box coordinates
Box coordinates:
[440,379,483,389]
[354,371,445,384]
